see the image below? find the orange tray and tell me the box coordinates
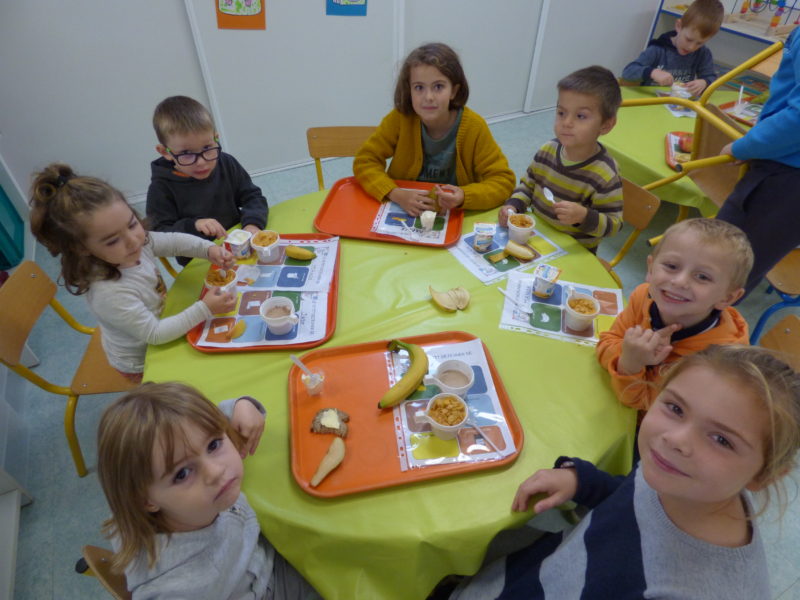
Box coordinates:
[289,331,523,498]
[313,176,464,247]
[186,233,339,353]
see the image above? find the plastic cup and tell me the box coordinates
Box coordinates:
[252,230,281,262]
[260,296,299,335]
[423,359,475,396]
[507,213,535,244]
[204,269,237,296]
[563,292,600,332]
[301,371,325,396]
[224,229,252,259]
[422,393,468,440]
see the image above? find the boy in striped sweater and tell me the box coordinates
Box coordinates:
[499,66,623,254]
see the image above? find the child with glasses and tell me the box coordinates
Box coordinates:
[146,96,268,266]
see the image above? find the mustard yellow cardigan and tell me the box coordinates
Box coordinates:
[353,107,515,210]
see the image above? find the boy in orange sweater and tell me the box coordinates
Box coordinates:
[596,219,752,410]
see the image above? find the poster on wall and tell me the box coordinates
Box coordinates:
[326,0,367,17]
[216,0,267,30]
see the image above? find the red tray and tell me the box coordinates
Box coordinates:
[313,176,464,247]
[289,331,524,498]
[186,233,339,353]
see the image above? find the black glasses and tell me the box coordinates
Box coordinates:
[167,144,222,166]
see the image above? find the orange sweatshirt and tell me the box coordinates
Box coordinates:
[596,283,749,411]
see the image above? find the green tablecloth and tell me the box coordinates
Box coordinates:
[144,191,635,600]
[603,86,741,218]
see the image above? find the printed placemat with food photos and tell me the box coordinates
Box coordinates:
[449,226,566,285]
[194,237,338,349]
[390,338,518,471]
[499,271,623,346]
[371,198,451,245]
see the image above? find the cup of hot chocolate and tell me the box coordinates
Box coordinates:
[259,296,299,335]
[423,359,475,396]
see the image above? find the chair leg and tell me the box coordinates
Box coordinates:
[65,393,88,477]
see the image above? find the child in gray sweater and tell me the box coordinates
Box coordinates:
[97,382,322,599]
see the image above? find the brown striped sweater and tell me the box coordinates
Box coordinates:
[505,139,623,251]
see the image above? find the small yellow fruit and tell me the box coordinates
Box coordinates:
[228,320,247,340]
[429,286,470,311]
[286,245,316,261]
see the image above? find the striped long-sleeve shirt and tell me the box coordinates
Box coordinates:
[506,139,623,251]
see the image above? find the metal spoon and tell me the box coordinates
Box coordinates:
[498,287,532,314]
[542,187,555,205]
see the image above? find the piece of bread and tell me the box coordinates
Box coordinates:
[310,408,350,438]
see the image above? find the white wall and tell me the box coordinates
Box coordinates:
[1,1,663,206]
[0,1,207,200]
[526,0,661,111]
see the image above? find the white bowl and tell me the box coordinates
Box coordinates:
[259,296,298,335]
[252,230,281,262]
[507,214,535,244]
[423,393,468,440]
[563,292,600,332]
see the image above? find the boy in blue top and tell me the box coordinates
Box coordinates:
[622,0,724,97]
[716,26,800,298]
[146,96,268,266]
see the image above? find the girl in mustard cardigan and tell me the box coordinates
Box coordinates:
[353,42,514,217]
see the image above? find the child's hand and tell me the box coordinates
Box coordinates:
[243,224,262,236]
[651,69,674,87]
[685,79,707,96]
[618,324,681,375]
[387,188,435,217]
[208,245,236,269]
[196,218,228,239]
[512,468,578,514]
[498,205,516,227]
[434,184,464,212]
[231,398,266,457]
[553,201,588,226]
[202,288,237,315]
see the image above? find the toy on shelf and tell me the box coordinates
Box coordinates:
[724,0,799,38]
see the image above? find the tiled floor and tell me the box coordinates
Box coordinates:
[11,109,800,599]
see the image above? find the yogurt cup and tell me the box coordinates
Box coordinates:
[532,264,562,299]
[563,292,600,332]
[507,213,535,244]
[472,222,496,253]
[260,296,299,335]
[671,82,692,99]
[224,229,252,259]
[251,230,280,262]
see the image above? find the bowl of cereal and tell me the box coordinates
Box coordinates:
[204,267,238,296]
[507,213,535,244]
[421,393,468,440]
[564,291,600,332]
[252,230,280,262]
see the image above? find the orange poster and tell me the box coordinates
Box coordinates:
[216,0,266,30]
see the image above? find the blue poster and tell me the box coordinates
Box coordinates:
[326,0,367,17]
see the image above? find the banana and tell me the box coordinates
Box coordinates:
[430,286,470,311]
[285,245,316,261]
[504,240,536,261]
[377,339,429,409]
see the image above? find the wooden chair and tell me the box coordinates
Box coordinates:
[0,261,136,477]
[749,250,800,344]
[598,177,661,287]
[76,545,131,600]
[306,126,376,190]
[757,313,800,372]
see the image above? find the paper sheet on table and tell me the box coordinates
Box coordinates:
[449,225,566,285]
[387,338,517,471]
[371,196,450,245]
[499,271,623,346]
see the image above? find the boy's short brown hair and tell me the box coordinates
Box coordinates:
[557,66,622,122]
[651,218,754,291]
[680,0,724,38]
[152,96,215,145]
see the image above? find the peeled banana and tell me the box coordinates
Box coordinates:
[377,339,429,409]
[285,245,316,261]
[429,286,470,311]
[504,240,536,261]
